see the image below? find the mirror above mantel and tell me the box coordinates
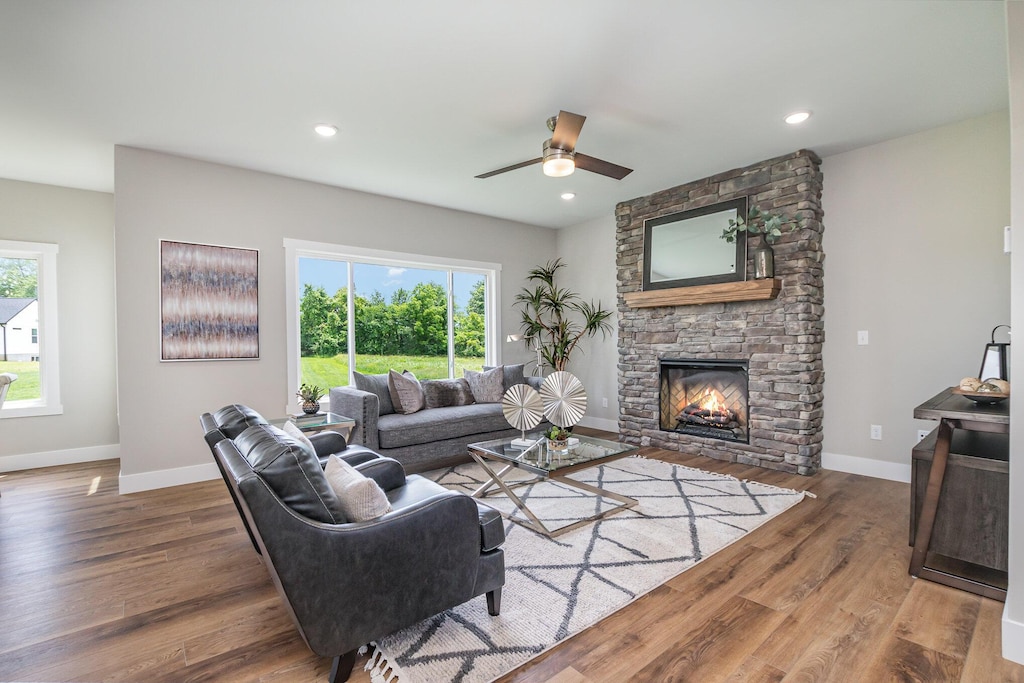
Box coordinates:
[642,197,747,290]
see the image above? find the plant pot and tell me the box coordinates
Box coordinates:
[547,438,569,453]
[302,400,320,415]
[752,245,774,279]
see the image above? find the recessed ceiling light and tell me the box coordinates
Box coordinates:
[784,111,811,125]
[561,192,576,200]
[314,124,338,137]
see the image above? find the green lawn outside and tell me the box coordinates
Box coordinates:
[301,354,486,391]
[0,360,41,400]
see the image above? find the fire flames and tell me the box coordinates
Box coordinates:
[694,388,728,416]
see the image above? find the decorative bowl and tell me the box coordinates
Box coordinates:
[951,387,1009,404]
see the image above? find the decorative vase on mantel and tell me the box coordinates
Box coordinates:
[751,241,774,280]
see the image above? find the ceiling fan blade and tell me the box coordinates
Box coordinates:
[575,153,633,180]
[475,157,542,179]
[550,111,586,151]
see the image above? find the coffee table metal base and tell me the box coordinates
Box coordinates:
[468,451,638,538]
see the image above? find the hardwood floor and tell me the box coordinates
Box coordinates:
[1,444,1021,682]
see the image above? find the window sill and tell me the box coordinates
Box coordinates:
[0,402,64,418]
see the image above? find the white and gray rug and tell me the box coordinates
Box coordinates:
[366,456,808,683]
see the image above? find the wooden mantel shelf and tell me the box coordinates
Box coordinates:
[623,278,780,308]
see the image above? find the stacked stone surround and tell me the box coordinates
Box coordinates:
[616,150,825,475]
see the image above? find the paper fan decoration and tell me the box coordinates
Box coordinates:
[501,383,544,431]
[539,371,587,427]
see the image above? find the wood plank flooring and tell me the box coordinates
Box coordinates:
[1,441,1021,682]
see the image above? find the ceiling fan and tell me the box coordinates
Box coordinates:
[475,110,633,180]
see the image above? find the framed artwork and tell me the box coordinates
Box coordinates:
[160,240,259,361]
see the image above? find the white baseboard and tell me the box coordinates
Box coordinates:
[820,451,911,483]
[1004,603,1024,664]
[578,416,618,432]
[119,462,220,495]
[0,443,120,472]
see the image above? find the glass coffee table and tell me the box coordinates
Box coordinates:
[269,412,356,440]
[467,433,638,538]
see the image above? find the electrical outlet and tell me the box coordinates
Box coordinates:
[870,424,882,440]
[857,330,869,345]
[917,429,931,443]
[602,397,609,408]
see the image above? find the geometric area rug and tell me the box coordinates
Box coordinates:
[366,456,808,683]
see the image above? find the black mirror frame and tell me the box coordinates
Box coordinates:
[641,197,748,290]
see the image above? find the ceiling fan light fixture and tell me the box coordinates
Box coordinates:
[542,139,575,177]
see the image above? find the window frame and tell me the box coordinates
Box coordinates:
[0,240,62,418]
[283,239,500,414]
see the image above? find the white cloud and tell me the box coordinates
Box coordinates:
[387,267,406,277]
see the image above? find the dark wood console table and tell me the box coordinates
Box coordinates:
[911,388,1009,600]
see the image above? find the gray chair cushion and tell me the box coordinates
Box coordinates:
[377,404,509,449]
[353,371,395,416]
[422,378,476,409]
[233,424,347,524]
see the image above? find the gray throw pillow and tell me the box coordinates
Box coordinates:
[484,363,526,391]
[324,455,393,522]
[464,366,505,403]
[353,370,395,415]
[422,377,476,409]
[388,369,424,414]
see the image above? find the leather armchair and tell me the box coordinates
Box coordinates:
[202,404,505,683]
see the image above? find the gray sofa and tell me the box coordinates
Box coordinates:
[330,365,544,473]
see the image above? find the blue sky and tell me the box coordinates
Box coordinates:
[299,258,480,308]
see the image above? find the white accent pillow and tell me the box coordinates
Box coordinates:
[282,420,316,455]
[324,455,393,522]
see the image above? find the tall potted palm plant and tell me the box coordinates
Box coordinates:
[514,259,614,373]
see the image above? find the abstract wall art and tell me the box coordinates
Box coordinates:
[160,240,259,361]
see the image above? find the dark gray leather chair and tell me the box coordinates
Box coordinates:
[201,404,505,683]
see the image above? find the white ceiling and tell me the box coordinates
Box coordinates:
[0,1,1009,229]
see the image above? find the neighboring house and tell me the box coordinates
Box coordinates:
[0,298,39,362]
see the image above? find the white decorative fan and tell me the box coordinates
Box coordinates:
[539,371,587,428]
[501,383,545,446]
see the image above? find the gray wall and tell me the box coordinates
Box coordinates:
[0,178,118,464]
[556,215,620,430]
[1005,0,1024,662]
[113,147,554,484]
[821,111,1010,479]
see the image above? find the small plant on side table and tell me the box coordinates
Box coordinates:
[296,383,325,415]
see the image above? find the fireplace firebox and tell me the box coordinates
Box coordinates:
[659,359,749,444]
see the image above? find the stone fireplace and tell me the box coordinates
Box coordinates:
[616,150,824,475]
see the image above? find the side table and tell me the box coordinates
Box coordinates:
[911,387,1009,600]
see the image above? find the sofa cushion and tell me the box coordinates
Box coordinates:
[353,371,396,416]
[484,364,526,392]
[233,424,346,524]
[464,366,504,403]
[377,403,510,449]
[324,455,393,521]
[388,369,425,414]
[422,377,475,409]
[211,403,269,439]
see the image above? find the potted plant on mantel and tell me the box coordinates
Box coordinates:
[514,258,614,374]
[720,206,800,279]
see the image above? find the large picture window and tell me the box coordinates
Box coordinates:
[284,240,499,413]
[0,240,61,417]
